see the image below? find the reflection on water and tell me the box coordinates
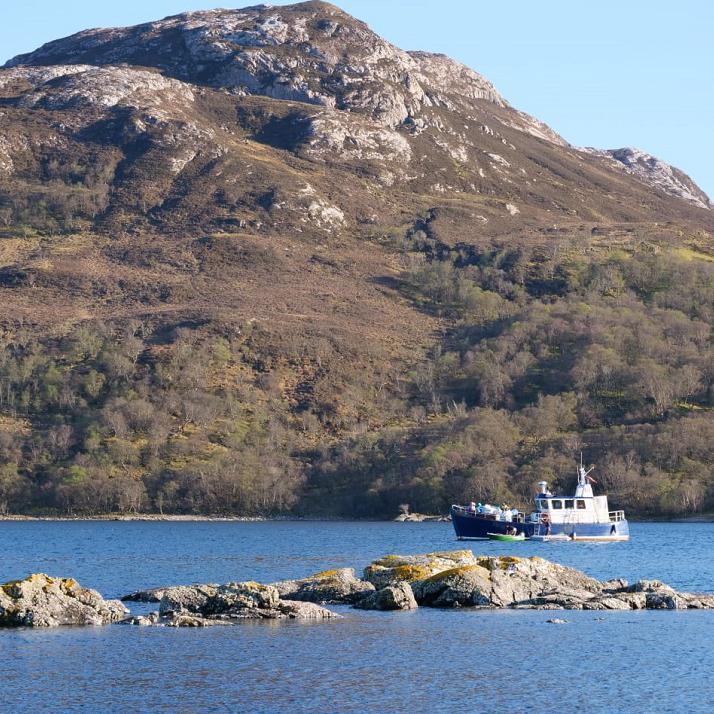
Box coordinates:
[1,521,713,712]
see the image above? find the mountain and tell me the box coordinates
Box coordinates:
[0,2,713,518]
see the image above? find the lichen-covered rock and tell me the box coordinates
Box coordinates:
[361,552,714,612]
[412,565,492,607]
[158,581,338,622]
[354,582,417,611]
[363,550,478,589]
[272,568,374,604]
[0,573,127,627]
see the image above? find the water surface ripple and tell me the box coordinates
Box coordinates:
[1,521,713,712]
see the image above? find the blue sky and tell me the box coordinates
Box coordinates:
[3,0,712,199]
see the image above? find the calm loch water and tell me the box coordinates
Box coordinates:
[2,521,714,712]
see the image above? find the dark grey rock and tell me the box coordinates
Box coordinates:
[354,582,417,611]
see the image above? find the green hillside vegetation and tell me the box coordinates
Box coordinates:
[1,231,713,518]
[1,2,713,519]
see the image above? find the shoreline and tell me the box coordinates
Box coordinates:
[0,514,347,522]
[1,513,714,523]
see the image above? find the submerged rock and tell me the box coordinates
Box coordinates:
[354,582,417,611]
[272,567,374,604]
[0,573,127,627]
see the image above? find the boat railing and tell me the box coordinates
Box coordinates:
[451,505,526,522]
[609,510,625,522]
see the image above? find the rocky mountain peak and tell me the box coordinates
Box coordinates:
[5,1,504,129]
[1,2,709,213]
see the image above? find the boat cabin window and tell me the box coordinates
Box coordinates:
[564,499,574,509]
[538,499,548,510]
[576,499,586,510]
[551,499,563,509]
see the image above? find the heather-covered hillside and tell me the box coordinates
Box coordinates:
[0,2,712,517]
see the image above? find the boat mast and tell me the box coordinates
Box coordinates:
[575,453,594,498]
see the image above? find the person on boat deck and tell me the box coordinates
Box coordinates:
[468,501,477,514]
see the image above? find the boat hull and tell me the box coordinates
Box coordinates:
[451,509,629,542]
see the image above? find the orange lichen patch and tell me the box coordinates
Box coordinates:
[425,550,473,561]
[310,569,341,580]
[390,565,433,582]
[477,556,522,571]
[424,564,492,583]
[370,555,404,568]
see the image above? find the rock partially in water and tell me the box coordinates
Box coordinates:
[122,611,161,626]
[0,573,127,627]
[278,599,341,619]
[354,582,417,611]
[360,552,714,612]
[124,598,337,627]
[412,564,492,607]
[121,586,175,603]
[159,584,220,615]
[156,581,339,623]
[272,567,374,604]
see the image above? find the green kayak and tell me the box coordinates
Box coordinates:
[487,532,526,542]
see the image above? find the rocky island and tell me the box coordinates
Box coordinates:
[3,551,713,628]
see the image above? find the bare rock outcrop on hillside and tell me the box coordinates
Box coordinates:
[0,573,127,627]
[582,146,711,210]
[1,0,710,231]
[5,2,504,129]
